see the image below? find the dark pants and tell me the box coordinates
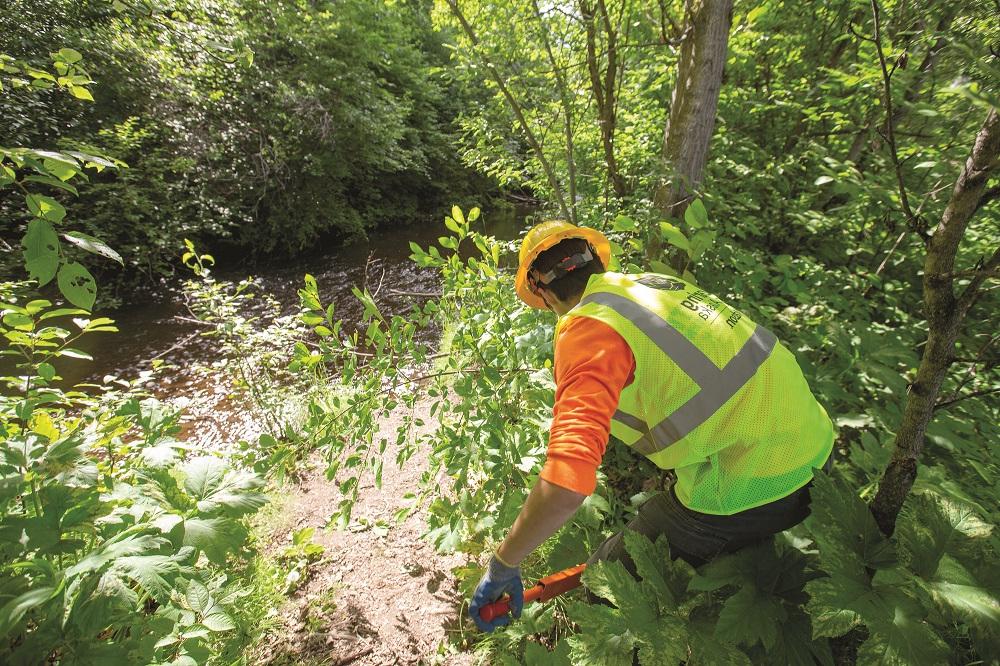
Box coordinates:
[587,458,832,572]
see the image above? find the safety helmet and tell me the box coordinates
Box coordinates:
[515,220,611,309]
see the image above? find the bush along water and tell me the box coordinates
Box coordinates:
[0,292,268,664]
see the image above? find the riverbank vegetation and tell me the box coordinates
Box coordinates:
[2,0,999,664]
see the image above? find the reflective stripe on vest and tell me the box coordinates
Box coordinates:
[580,291,778,455]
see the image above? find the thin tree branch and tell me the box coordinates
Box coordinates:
[871,0,922,237]
[934,386,1000,411]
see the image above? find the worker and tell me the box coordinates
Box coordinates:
[469,221,834,632]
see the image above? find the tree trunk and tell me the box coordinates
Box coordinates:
[580,0,629,199]
[444,0,573,222]
[870,108,1000,536]
[532,0,579,223]
[653,0,733,223]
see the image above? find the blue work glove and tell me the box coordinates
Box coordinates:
[469,554,523,632]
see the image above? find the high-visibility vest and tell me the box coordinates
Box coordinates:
[556,272,834,515]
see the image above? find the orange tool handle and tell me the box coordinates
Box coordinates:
[478,563,586,623]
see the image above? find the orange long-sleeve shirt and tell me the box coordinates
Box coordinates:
[539,316,635,495]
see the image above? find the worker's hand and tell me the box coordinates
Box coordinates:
[469,555,523,632]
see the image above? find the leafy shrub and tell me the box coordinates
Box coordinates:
[0,293,267,664]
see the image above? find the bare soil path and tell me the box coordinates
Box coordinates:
[251,400,476,666]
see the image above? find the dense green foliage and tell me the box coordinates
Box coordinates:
[2,0,999,663]
[0,296,267,663]
[2,0,482,294]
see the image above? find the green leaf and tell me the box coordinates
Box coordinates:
[804,576,864,638]
[612,215,638,232]
[41,157,79,181]
[69,85,94,101]
[3,312,33,330]
[715,585,786,650]
[23,219,60,286]
[684,199,709,229]
[0,586,59,637]
[24,174,79,194]
[565,601,635,666]
[688,622,752,665]
[623,531,690,609]
[805,473,896,575]
[451,205,465,226]
[444,216,461,234]
[856,591,948,666]
[182,456,267,516]
[57,261,97,311]
[202,609,236,632]
[182,517,247,565]
[111,553,187,603]
[26,193,66,222]
[186,579,212,613]
[62,232,123,265]
[814,175,835,186]
[897,492,991,579]
[689,229,716,261]
[56,48,83,64]
[659,222,691,252]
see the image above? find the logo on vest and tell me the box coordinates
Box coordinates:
[636,275,685,291]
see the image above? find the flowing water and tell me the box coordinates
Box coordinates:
[68,210,526,449]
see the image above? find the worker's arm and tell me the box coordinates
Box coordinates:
[497,478,586,565]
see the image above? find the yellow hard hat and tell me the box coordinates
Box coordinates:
[515,220,611,309]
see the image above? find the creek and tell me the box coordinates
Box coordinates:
[70,209,526,450]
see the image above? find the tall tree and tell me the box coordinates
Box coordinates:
[870,108,1000,536]
[580,0,629,199]
[653,0,733,221]
[444,0,573,222]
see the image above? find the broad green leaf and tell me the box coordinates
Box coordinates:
[0,586,59,637]
[182,517,247,565]
[688,622,752,665]
[55,48,83,64]
[62,232,124,265]
[3,312,33,330]
[57,261,97,311]
[715,585,786,650]
[897,492,991,579]
[805,473,896,575]
[182,456,266,516]
[623,531,690,609]
[451,205,465,225]
[444,216,461,234]
[582,558,645,611]
[26,193,66,222]
[804,576,864,637]
[857,592,948,666]
[186,579,212,613]
[111,553,187,603]
[659,222,691,252]
[24,174,79,194]
[202,609,236,632]
[925,578,1000,628]
[764,612,835,666]
[564,601,635,666]
[612,215,638,232]
[69,84,94,101]
[23,219,60,286]
[41,157,79,181]
[684,198,709,229]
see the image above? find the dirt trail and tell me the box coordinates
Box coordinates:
[252,401,476,666]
